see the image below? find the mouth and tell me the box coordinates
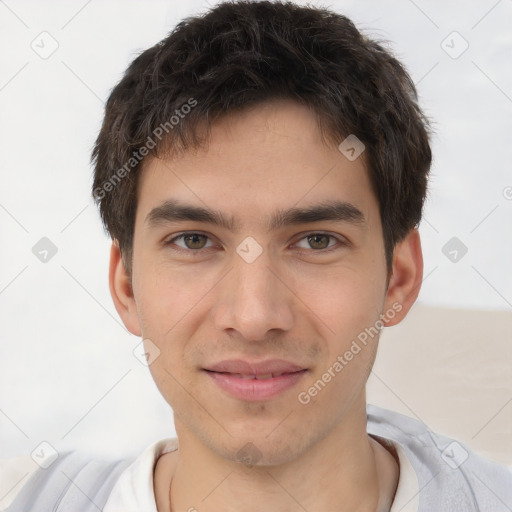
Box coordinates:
[202,360,308,401]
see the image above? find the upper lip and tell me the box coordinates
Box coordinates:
[204,359,306,377]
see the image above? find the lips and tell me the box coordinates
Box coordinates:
[203,359,308,401]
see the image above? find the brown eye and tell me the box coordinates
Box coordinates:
[165,233,214,251]
[294,232,346,253]
[307,234,330,249]
[182,234,208,249]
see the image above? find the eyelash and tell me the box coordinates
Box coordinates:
[163,231,348,255]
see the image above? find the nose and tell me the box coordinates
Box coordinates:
[212,247,295,342]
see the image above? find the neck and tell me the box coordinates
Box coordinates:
[159,399,399,512]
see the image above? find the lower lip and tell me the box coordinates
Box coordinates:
[204,370,308,401]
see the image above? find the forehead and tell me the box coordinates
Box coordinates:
[135,99,378,231]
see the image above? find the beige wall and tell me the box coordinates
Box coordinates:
[367,303,512,466]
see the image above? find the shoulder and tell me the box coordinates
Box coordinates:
[2,438,178,512]
[367,404,512,511]
[1,451,133,512]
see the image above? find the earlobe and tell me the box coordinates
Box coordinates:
[382,229,423,327]
[109,241,142,336]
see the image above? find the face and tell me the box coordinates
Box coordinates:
[111,99,421,466]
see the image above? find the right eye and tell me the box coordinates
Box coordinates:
[163,232,216,252]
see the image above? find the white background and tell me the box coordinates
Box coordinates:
[0,0,511,461]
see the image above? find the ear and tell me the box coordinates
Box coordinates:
[109,240,141,336]
[382,228,423,327]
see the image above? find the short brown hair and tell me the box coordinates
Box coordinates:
[92,0,431,276]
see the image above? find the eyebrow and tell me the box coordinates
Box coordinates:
[145,199,366,233]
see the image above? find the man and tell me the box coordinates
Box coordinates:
[3,1,511,511]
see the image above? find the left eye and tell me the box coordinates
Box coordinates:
[295,233,341,251]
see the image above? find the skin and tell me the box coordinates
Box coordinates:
[110,99,423,512]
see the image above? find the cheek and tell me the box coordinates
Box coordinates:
[292,263,385,341]
[292,263,386,398]
[295,269,383,409]
[133,259,224,384]
[135,259,212,334]
[133,272,191,390]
